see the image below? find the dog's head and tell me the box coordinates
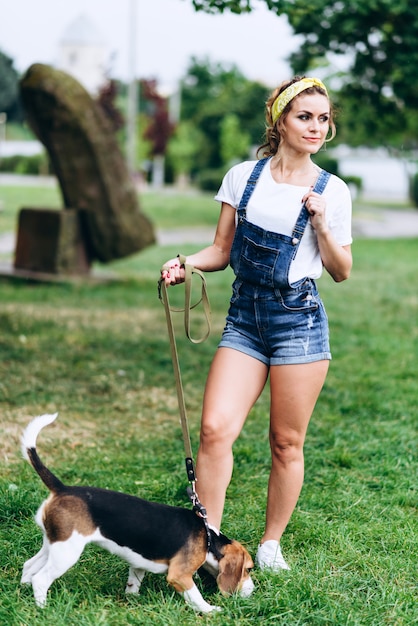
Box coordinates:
[216,540,254,598]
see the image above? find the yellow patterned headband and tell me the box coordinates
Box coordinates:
[271,78,328,125]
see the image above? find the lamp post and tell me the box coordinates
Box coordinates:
[126,0,138,177]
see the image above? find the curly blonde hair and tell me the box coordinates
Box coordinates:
[257,76,336,158]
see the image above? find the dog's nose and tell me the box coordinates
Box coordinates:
[239,576,255,597]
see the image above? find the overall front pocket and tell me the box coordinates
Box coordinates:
[239,236,280,287]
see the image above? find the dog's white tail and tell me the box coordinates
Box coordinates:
[21,413,58,460]
[21,412,65,493]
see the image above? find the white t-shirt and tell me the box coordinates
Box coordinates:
[214,158,353,283]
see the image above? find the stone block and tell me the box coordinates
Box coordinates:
[14,208,91,275]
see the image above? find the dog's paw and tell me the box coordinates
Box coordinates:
[34,594,48,608]
[125,568,145,594]
[183,584,222,613]
[192,600,222,614]
[125,582,140,594]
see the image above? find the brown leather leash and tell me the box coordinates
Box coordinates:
[158,255,212,543]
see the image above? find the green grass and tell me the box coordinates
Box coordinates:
[0,184,417,625]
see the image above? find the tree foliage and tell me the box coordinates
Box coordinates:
[141,79,175,156]
[96,80,125,132]
[220,113,251,167]
[192,0,252,13]
[190,0,418,148]
[180,57,268,172]
[167,120,204,178]
[283,0,418,148]
[0,50,20,119]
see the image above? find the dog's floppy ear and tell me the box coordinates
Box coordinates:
[216,541,253,596]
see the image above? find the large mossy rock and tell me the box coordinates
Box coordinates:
[20,63,155,263]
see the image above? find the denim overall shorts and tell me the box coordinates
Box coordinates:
[218,158,332,366]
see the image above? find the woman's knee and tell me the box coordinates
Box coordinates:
[269,429,304,465]
[199,416,238,452]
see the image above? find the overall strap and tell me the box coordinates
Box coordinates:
[237,157,270,213]
[291,169,331,249]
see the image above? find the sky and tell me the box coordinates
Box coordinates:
[0,0,300,92]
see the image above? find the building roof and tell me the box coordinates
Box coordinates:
[61,14,105,45]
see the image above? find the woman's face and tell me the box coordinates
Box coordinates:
[279,93,330,154]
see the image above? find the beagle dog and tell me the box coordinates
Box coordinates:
[20,414,254,613]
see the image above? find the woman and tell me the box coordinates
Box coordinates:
[161,76,352,571]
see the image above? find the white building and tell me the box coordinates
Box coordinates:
[332,145,412,201]
[57,14,108,94]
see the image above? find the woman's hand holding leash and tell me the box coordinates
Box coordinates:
[161,256,186,286]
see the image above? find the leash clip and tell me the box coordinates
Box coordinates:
[187,485,207,518]
[186,485,211,550]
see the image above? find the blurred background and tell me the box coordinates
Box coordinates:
[1,0,417,200]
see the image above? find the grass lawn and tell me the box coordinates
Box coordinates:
[0,184,417,625]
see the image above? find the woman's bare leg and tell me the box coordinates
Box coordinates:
[195,347,269,529]
[260,360,329,544]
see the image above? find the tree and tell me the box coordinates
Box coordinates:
[180,57,268,173]
[282,0,418,148]
[191,1,252,13]
[167,120,204,185]
[96,80,125,132]
[141,79,175,156]
[220,113,251,167]
[139,79,176,186]
[0,50,20,120]
[191,0,418,148]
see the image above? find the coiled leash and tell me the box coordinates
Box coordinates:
[158,254,212,547]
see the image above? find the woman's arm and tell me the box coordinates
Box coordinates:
[161,202,236,285]
[303,189,352,283]
[316,235,352,283]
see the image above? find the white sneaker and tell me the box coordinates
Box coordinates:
[255,540,290,571]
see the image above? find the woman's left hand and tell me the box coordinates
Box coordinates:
[302,189,328,234]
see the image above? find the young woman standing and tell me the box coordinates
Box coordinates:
[161,76,352,571]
